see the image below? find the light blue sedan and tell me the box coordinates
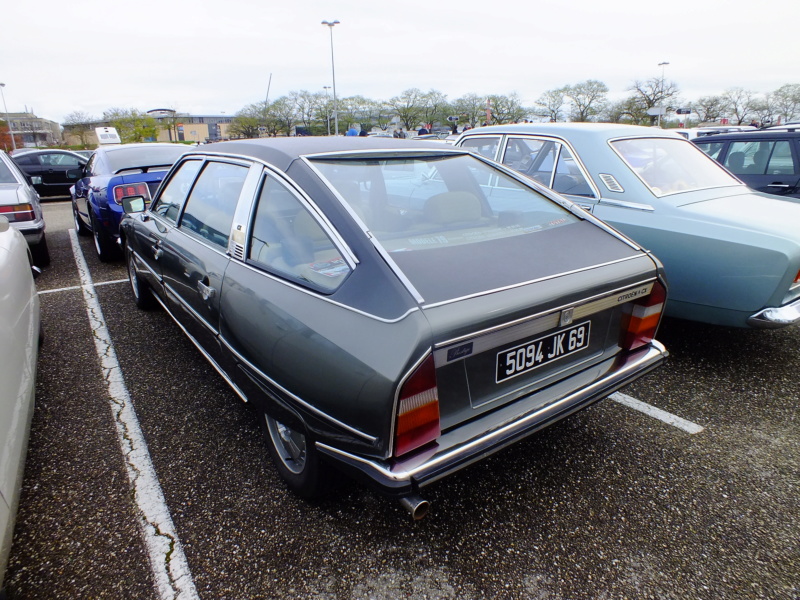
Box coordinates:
[456,123,800,328]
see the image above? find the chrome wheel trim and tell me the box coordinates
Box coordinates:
[92,218,102,256]
[266,416,307,475]
[127,253,140,300]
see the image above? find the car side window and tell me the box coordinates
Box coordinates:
[766,141,795,174]
[552,146,595,197]
[696,142,725,161]
[179,161,248,249]
[14,154,40,166]
[152,160,203,223]
[248,175,351,293]
[460,137,500,160]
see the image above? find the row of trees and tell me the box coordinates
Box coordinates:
[225,80,800,137]
[59,81,800,144]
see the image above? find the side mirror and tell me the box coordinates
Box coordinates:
[67,167,83,180]
[122,195,147,213]
[30,175,43,186]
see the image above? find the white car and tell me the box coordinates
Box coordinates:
[0,215,40,594]
[0,151,49,267]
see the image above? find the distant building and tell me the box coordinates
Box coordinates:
[2,112,62,148]
[62,111,234,147]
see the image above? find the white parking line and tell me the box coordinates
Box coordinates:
[38,278,128,295]
[610,392,705,434]
[69,230,199,600]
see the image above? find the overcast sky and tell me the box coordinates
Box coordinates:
[2,0,796,124]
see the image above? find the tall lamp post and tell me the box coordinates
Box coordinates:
[321,20,340,136]
[0,83,17,152]
[657,61,669,128]
[323,86,331,136]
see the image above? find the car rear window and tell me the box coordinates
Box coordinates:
[310,153,593,303]
[106,145,189,173]
[611,137,739,196]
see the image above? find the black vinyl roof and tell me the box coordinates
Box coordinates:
[185,137,462,171]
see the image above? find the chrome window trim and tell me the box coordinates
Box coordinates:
[421,254,648,310]
[177,150,360,269]
[219,335,378,443]
[597,198,655,212]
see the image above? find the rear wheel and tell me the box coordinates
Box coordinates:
[91,213,119,262]
[262,413,326,499]
[126,246,156,310]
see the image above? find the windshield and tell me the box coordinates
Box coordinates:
[611,137,740,197]
[310,153,588,303]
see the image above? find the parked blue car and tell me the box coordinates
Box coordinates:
[71,143,189,261]
[456,123,800,328]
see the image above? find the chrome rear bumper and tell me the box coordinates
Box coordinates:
[317,340,668,497]
[747,296,800,329]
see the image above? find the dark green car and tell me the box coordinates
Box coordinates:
[119,137,668,518]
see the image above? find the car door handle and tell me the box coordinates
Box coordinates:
[151,242,163,260]
[767,183,790,188]
[197,279,216,301]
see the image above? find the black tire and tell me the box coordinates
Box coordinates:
[30,233,51,268]
[91,212,119,262]
[73,202,90,236]
[125,246,156,310]
[261,412,326,499]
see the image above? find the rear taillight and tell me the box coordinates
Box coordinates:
[793,270,800,286]
[394,355,441,457]
[620,281,666,351]
[112,182,151,205]
[0,203,35,222]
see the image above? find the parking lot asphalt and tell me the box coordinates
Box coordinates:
[5,201,799,599]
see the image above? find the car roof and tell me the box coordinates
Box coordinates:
[691,130,800,142]
[13,148,88,158]
[184,137,464,171]
[459,122,684,143]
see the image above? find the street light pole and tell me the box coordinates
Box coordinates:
[321,20,340,136]
[0,83,17,152]
[323,86,331,136]
[657,61,669,128]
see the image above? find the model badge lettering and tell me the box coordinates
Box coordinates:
[617,287,649,303]
[447,343,474,362]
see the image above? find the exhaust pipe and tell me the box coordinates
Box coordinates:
[399,494,430,520]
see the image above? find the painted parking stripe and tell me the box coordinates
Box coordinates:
[69,231,199,600]
[38,278,128,295]
[611,392,705,434]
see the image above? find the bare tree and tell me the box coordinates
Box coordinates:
[563,80,608,122]
[694,95,727,124]
[451,93,486,128]
[486,93,528,124]
[772,83,800,123]
[102,108,158,143]
[229,103,264,139]
[628,78,680,125]
[388,88,426,131]
[721,88,756,125]
[534,88,567,122]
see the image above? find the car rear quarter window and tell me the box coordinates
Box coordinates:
[460,136,501,160]
[247,175,351,293]
[178,161,248,249]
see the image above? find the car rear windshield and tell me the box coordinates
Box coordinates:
[310,153,597,303]
[611,137,740,197]
[106,145,188,173]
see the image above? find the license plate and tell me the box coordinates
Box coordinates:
[496,321,591,383]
